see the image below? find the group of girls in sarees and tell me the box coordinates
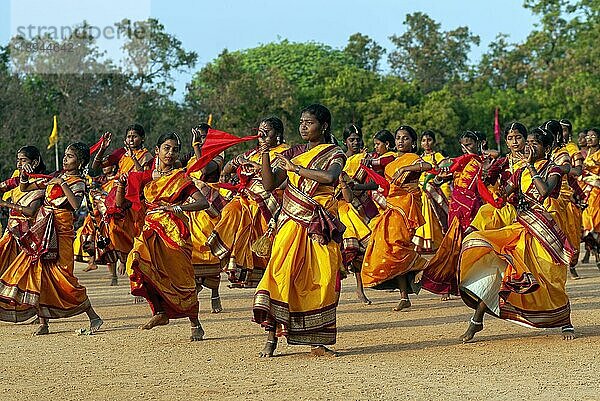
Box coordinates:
[0,105,596,355]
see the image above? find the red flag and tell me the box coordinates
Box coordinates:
[89,136,104,155]
[186,129,259,175]
[494,107,501,148]
[359,164,390,197]
[476,174,504,208]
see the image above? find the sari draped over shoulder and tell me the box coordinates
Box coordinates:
[413,152,449,253]
[207,144,289,288]
[126,169,199,319]
[0,174,91,322]
[361,153,427,290]
[0,177,45,275]
[338,153,372,268]
[253,143,345,346]
[459,160,573,328]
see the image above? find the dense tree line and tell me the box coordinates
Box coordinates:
[0,0,599,178]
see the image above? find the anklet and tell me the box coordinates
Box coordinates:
[561,326,575,332]
[400,298,409,301]
[266,340,277,344]
[211,296,220,299]
[191,325,202,329]
[470,318,483,326]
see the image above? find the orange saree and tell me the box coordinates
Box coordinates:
[0,174,91,322]
[126,169,199,319]
[361,153,427,290]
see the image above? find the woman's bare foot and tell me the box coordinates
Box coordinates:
[33,324,49,336]
[133,296,145,304]
[211,296,223,314]
[460,319,484,343]
[259,339,278,357]
[89,317,104,333]
[441,294,451,301]
[110,276,118,286]
[311,346,338,357]
[83,263,98,272]
[392,299,411,311]
[139,313,169,330]
[190,325,205,341]
[356,290,372,305]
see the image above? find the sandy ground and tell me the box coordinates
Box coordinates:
[1,258,599,401]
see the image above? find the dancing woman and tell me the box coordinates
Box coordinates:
[253,104,345,357]
[123,133,209,340]
[183,123,227,313]
[413,130,450,254]
[337,124,374,304]
[92,124,153,275]
[0,147,46,276]
[459,127,575,342]
[208,116,289,288]
[581,128,600,267]
[421,131,497,298]
[0,143,103,335]
[361,125,431,311]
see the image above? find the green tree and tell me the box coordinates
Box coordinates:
[343,33,386,72]
[388,12,480,94]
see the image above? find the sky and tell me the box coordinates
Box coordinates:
[1,0,538,100]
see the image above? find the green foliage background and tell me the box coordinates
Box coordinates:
[1,0,599,178]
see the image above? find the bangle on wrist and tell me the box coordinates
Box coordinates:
[294,165,301,175]
[173,205,183,214]
[531,174,542,180]
[192,142,201,147]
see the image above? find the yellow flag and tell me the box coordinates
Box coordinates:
[47,115,58,149]
[207,113,213,126]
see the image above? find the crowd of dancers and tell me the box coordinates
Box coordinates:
[0,103,597,357]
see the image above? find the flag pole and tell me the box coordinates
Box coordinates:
[55,142,59,171]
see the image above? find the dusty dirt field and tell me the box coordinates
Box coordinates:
[1,256,599,401]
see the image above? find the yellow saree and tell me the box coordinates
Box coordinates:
[413,152,449,253]
[459,160,573,328]
[253,143,345,346]
[338,152,372,269]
